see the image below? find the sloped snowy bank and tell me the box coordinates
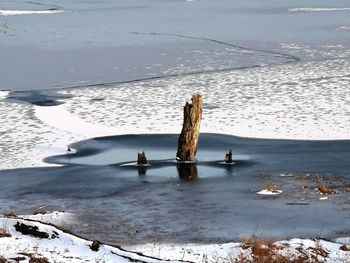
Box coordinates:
[0,216,349,262]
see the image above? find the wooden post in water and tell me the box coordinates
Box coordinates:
[176,94,203,162]
[137,151,148,165]
[225,149,233,164]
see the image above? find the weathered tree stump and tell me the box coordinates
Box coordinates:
[225,149,233,164]
[176,94,203,162]
[137,151,148,165]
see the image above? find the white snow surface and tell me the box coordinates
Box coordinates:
[34,104,116,138]
[0,217,185,263]
[256,189,283,195]
[1,217,349,263]
[128,238,350,263]
[0,10,64,16]
[289,7,350,12]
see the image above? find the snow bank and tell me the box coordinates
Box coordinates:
[129,238,350,262]
[0,217,185,263]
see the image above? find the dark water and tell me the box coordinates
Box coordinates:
[1,133,350,245]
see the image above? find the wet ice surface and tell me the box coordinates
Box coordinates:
[1,134,350,245]
[1,0,350,90]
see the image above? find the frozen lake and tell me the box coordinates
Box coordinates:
[0,0,350,248]
[1,0,350,90]
[1,134,350,245]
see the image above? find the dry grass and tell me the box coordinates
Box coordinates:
[311,239,329,258]
[235,237,332,263]
[10,257,26,262]
[0,221,11,238]
[0,256,6,263]
[3,211,17,218]
[303,239,329,262]
[317,180,335,195]
[19,253,49,263]
[261,177,280,193]
[301,176,310,189]
[339,244,350,251]
[33,209,47,215]
[28,256,49,263]
[239,237,291,262]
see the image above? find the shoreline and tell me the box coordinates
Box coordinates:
[1,214,349,262]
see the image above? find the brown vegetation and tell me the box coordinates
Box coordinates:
[261,177,280,193]
[309,239,329,259]
[0,221,11,238]
[28,256,49,263]
[3,211,17,218]
[236,237,333,263]
[19,253,49,263]
[33,209,47,215]
[340,244,350,251]
[10,257,26,262]
[317,180,335,195]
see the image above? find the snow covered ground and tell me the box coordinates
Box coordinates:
[0,216,185,263]
[0,215,349,262]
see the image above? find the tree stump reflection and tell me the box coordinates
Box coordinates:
[177,163,198,180]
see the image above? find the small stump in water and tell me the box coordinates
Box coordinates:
[176,94,203,162]
[225,149,234,164]
[137,151,148,165]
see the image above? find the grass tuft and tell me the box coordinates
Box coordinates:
[261,176,280,193]
[3,211,16,218]
[0,221,11,238]
[317,180,335,195]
